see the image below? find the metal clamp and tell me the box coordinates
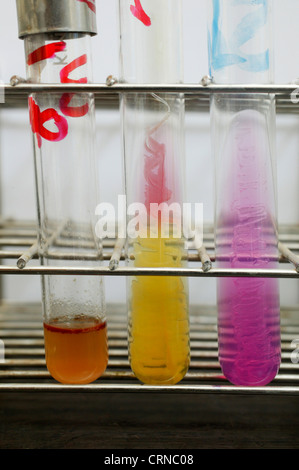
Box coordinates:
[16,0,97,39]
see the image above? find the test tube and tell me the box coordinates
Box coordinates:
[119,0,190,385]
[208,0,281,386]
[16,0,108,385]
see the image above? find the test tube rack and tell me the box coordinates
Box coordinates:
[0,81,299,395]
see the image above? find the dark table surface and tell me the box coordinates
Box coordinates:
[1,391,299,449]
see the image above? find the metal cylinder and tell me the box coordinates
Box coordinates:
[16,0,97,39]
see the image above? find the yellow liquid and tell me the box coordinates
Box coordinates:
[128,236,190,385]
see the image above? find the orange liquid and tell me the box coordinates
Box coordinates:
[43,316,108,384]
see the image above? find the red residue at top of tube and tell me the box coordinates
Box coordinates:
[144,136,172,212]
[27,42,66,66]
[130,0,151,26]
[60,54,88,84]
[77,0,96,13]
[44,320,107,335]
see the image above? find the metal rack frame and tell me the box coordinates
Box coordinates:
[3,81,299,112]
[0,82,299,395]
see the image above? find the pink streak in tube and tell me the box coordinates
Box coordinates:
[216,109,281,386]
[144,135,172,213]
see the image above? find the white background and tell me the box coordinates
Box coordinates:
[0,0,298,308]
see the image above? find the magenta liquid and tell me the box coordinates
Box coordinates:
[216,108,281,386]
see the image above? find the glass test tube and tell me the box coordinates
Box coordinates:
[17,0,107,385]
[119,0,190,385]
[208,0,281,386]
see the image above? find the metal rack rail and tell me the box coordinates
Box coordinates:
[2,82,299,113]
[0,219,297,278]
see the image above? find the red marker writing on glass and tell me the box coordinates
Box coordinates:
[60,54,89,118]
[29,97,68,148]
[27,42,66,66]
[59,94,89,118]
[60,55,88,84]
[77,0,96,14]
[130,0,151,26]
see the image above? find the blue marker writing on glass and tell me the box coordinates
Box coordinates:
[208,0,269,76]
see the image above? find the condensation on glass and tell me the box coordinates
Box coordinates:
[17,0,107,385]
[119,0,190,385]
[208,0,281,386]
